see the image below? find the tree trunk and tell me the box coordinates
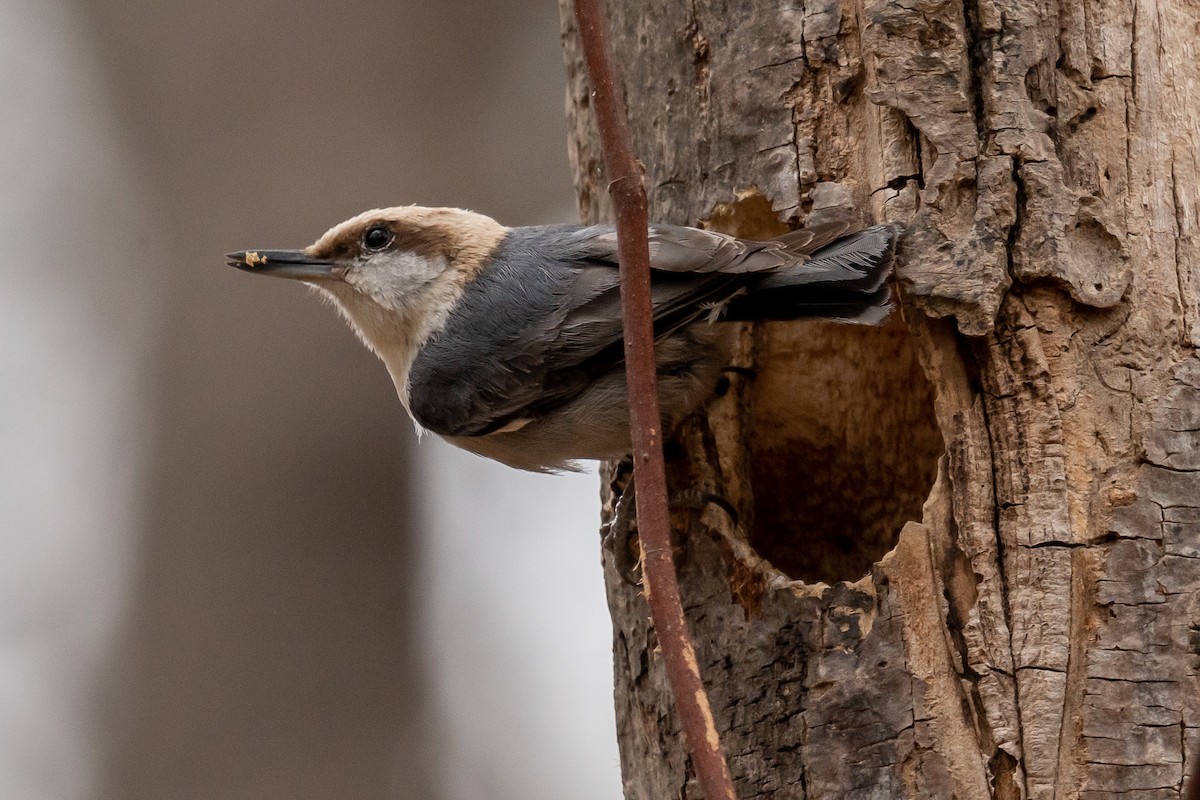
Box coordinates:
[559,0,1200,796]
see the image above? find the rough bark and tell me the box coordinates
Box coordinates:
[559,0,1200,797]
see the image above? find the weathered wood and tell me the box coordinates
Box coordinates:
[560,0,1200,796]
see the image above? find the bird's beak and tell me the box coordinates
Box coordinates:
[225,249,339,281]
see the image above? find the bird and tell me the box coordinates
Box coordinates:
[227,207,897,472]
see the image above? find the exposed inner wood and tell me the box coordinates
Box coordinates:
[745,318,942,583]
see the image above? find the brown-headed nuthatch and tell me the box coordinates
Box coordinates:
[227,207,897,471]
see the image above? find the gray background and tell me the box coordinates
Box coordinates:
[0,1,619,798]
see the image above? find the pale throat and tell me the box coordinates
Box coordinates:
[322,268,467,414]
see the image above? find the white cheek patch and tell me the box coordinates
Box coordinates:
[349,251,450,315]
[347,252,464,353]
[318,251,468,420]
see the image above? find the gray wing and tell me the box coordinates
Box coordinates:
[406,224,754,437]
[406,220,884,438]
[576,220,850,273]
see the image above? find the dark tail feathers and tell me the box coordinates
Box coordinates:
[724,224,899,325]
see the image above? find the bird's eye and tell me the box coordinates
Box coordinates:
[362,225,393,251]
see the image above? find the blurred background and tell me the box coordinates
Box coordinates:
[0,1,621,798]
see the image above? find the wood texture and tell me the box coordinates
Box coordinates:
[559,0,1200,796]
[571,1,738,797]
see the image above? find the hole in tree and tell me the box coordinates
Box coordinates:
[743,315,943,584]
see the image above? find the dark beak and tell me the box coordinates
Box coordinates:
[225,249,338,280]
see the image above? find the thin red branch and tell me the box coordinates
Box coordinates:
[571,2,737,799]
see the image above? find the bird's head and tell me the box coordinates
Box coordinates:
[227,206,507,380]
